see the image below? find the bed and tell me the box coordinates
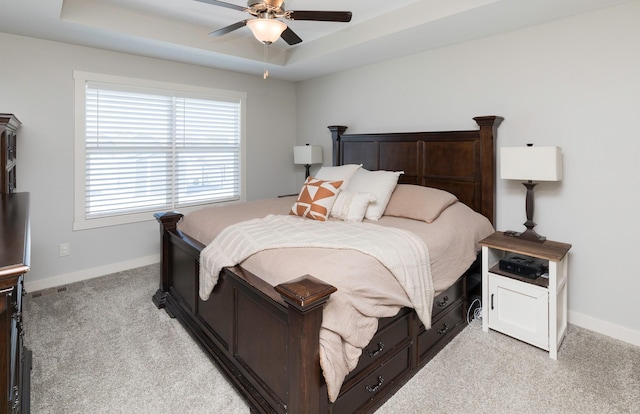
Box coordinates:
[152,115,503,413]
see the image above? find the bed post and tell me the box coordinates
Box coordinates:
[328,125,348,167]
[275,276,337,414]
[473,116,504,225]
[152,211,183,309]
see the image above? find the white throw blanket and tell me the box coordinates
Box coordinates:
[199,214,434,401]
[200,214,434,324]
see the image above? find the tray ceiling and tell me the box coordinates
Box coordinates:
[0,0,631,81]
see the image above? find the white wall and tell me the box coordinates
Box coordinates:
[296,2,640,345]
[0,33,298,290]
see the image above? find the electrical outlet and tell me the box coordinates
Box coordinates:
[59,243,70,257]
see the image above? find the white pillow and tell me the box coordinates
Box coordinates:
[314,164,362,189]
[346,169,404,220]
[330,191,376,222]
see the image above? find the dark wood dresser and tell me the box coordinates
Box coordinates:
[0,115,21,195]
[0,192,31,413]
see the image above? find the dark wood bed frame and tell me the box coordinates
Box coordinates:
[153,116,503,413]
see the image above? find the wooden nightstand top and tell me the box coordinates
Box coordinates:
[479,231,572,262]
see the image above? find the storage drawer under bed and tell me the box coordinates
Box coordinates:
[331,344,412,414]
[344,277,465,389]
[432,277,464,319]
[344,309,412,383]
[418,301,465,362]
[334,277,466,412]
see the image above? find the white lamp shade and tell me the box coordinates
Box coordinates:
[246,19,287,44]
[500,146,563,181]
[294,145,323,165]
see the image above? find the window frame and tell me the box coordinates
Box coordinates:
[73,71,247,230]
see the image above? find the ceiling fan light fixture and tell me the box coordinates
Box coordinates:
[246,18,287,44]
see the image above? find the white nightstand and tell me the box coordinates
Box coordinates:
[479,232,572,359]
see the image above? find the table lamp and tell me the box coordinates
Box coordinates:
[500,144,563,242]
[294,144,323,178]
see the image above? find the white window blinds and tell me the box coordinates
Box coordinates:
[77,76,244,228]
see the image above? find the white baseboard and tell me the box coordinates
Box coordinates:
[24,254,160,293]
[569,310,640,348]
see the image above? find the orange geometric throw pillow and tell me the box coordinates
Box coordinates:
[290,177,343,221]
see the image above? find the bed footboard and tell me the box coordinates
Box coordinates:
[153,211,338,413]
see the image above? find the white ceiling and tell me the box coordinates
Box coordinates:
[0,0,631,81]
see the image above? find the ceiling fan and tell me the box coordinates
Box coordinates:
[195,0,353,45]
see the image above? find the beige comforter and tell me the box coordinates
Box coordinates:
[178,196,494,401]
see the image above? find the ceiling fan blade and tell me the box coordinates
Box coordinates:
[288,11,352,22]
[281,27,302,45]
[194,0,246,12]
[208,20,248,36]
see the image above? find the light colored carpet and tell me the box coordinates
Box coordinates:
[24,264,640,413]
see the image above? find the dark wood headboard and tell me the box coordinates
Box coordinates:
[328,116,503,225]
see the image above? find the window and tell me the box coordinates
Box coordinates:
[74,71,246,230]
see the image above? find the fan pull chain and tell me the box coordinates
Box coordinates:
[263,43,269,79]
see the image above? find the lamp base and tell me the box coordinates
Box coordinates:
[504,180,546,243]
[504,228,547,243]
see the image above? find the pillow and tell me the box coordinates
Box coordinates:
[314,164,362,189]
[330,191,376,222]
[384,184,458,223]
[346,169,403,221]
[290,177,343,221]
